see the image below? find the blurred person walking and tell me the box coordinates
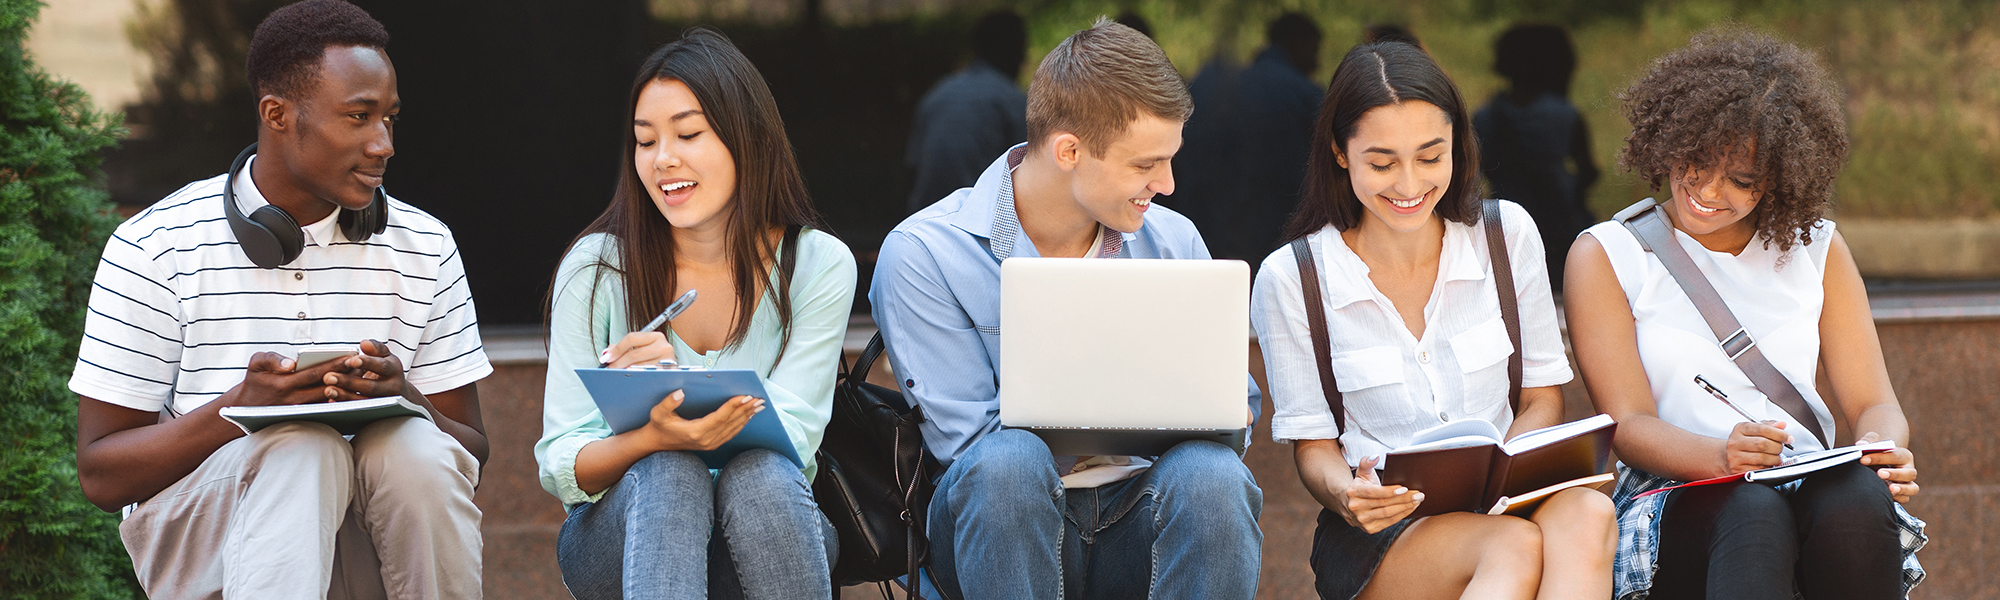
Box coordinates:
[1474,24,1599,291]
[1363,23,1421,49]
[1115,11,1153,38]
[1173,13,1325,264]
[905,10,1028,213]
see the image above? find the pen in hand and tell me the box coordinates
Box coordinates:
[600,289,698,365]
[1694,374,1794,451]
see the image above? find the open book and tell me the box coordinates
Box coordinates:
[219,396,430,435]
[1380,413,1617,517]
[1634,440,1898,499]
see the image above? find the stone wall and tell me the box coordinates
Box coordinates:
[476,312,2000,599]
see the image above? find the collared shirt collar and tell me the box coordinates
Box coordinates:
[948,143,1125,261]
[233,154,342,248]
[1314,216,1487,309]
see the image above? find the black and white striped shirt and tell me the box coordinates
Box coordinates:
[70,157,492,414]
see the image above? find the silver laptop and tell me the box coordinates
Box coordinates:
[999,257,1251,456]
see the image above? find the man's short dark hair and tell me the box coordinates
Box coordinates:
[246,0,390,101]
[1493,23,1577,99]
[971,10,1027,79]
[1266,12,1321,48]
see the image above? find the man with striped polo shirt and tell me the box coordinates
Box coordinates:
[69,2,488,598]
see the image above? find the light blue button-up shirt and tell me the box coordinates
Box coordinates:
[870,144,1261,470]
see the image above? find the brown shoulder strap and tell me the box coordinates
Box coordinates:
[1290,236,1345,434]
[1614,199,1830,448]
[1482,199,1524,414]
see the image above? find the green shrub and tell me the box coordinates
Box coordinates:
[0,0,138,597]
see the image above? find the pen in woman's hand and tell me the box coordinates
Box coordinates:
[1694,374,1794,451]
[599,289,699,365]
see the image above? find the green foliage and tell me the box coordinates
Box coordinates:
[0,0,138,597]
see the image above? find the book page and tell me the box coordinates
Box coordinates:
[1392,434,1499,454]
[221,397,404,417]
[1487,472,1616,516]
[1778,439,1896,466]
[1751,440,1897,482]
[1501,413,1615,455]
[1396,418,1502,452]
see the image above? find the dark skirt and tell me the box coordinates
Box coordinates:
[1308,508,1415,600]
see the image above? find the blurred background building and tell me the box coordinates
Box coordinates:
[30,0,2000,325]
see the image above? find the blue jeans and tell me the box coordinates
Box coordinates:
[925,428,1263,599]
[556,449,836,600]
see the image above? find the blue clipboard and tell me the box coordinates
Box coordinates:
[575,368,803,470]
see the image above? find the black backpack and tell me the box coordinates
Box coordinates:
[813,332,945,598]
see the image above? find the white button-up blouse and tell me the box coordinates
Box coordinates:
[1251,200,1573,467]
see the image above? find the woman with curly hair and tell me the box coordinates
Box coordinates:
[1564,27,1926,600]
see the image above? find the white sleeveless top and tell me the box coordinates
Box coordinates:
[1584,218,1838,455]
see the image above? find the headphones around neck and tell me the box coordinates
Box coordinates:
[222,143,388,268]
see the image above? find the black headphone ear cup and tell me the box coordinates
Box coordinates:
[247,205,305,265]
[340,187,390,242]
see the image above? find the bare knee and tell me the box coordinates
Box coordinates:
[1553,488,1615,520]
[1543,488,1616,533]
[1483,515,1544,565]
[1536,488,1618,559]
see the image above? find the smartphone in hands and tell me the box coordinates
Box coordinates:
[294,345,359,370]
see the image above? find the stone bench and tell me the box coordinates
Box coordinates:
[475,291,2000,599]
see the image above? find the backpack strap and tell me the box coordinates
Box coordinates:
[1614,199,1830,448]
[1290,236,1345,435]
[780,224,803,277]
[1482,199,1525,414]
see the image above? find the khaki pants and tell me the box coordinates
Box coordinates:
[120,417,482,600]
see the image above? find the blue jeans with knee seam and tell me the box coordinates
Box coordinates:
[925,428,1263,600]
[555,448,836,600]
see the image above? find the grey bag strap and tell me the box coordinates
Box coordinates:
[1613,199,1829,447]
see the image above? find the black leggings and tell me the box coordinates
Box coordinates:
[1650,461,1903,600]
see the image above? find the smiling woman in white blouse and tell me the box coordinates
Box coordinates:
[1250,41,1614,600]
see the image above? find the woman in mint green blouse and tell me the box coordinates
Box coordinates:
[535,29,856,600]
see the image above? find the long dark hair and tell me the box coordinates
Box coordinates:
[1282,41,1481,240]
[553,28,824,362]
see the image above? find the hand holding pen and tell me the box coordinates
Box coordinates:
[599,290,698,367]
[1697,374,1798,474]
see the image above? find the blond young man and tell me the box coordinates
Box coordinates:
[871,18,1264,600]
